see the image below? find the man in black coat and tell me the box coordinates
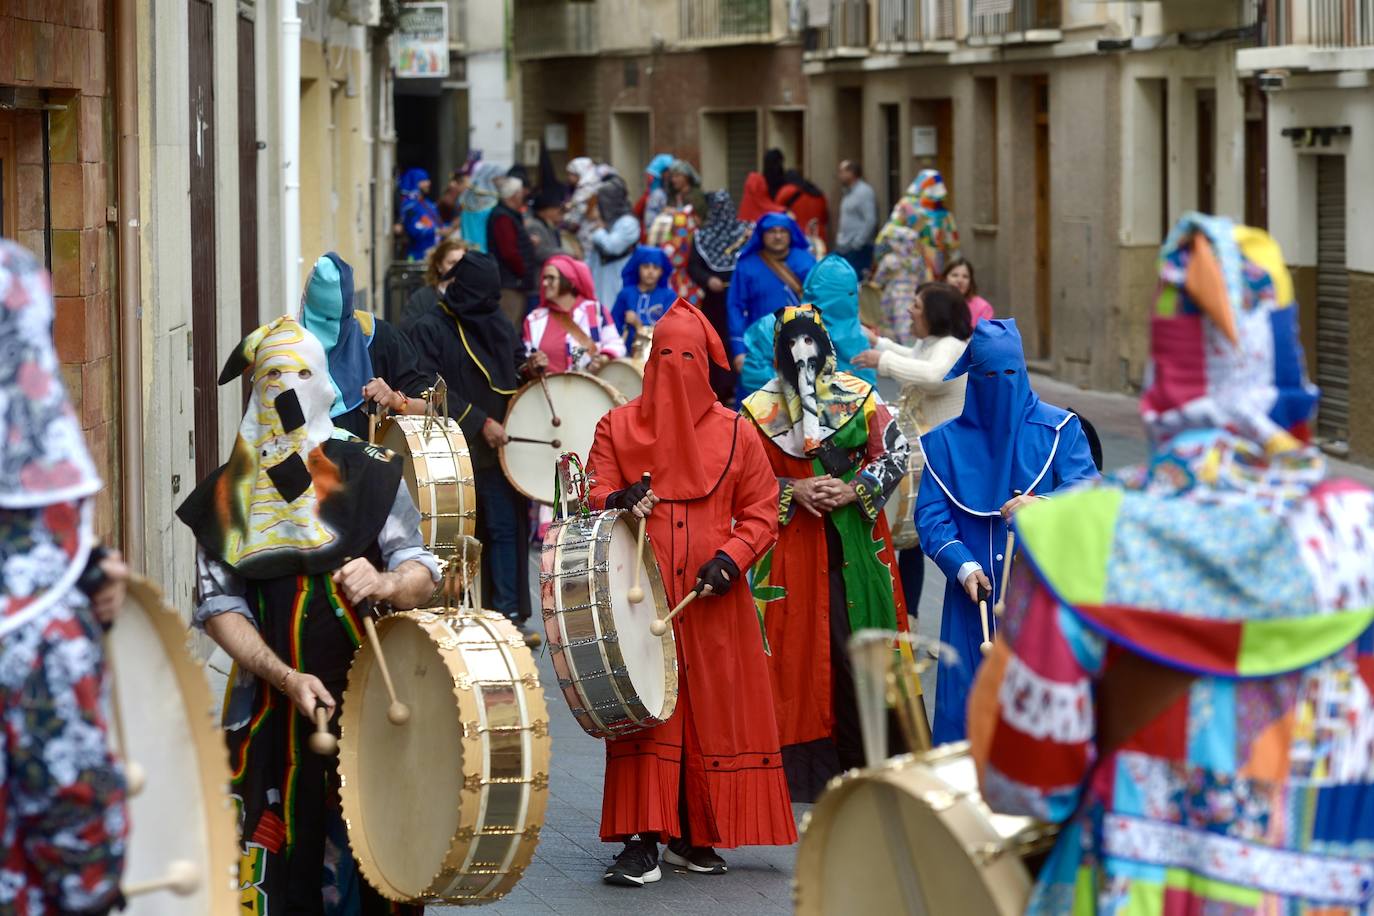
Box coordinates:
[408,251,535,624]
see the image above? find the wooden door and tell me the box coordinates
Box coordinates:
[0,112,15,237]
[1243,79,1267,230]
[882,103,900,212]
[189,0,219,476]
[1033,77,1051,359]
[909,97,954,209]
[237,13,259,402]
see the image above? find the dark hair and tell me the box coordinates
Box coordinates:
[915,281,973,341]
[839,159,862,179]
[763,148,786,198]
[942,257,978,298]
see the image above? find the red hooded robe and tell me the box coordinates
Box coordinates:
[586,299,797,848]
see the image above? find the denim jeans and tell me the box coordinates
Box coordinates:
[475,466,522,619]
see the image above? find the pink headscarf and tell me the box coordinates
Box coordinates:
[539,254,597,311]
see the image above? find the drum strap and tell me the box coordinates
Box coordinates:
[552,307,599,354]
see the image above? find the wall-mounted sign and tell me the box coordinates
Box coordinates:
[912,125,938,158]
[544,123,569,152]
[394,2,449,78]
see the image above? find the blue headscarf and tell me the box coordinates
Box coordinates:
[398,168,440,260]
[737,212,809,262]
[300,253,373,418]
[920,319,1073,514]
[398,167,430,200]
[645,153,675,191]
[620,245,672,290]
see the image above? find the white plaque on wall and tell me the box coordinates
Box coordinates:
[911,126,938,157]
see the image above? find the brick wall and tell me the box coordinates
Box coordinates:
[1,1,120,541]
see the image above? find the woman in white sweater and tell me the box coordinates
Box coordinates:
[852,281,973,609]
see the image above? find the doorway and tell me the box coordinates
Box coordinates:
[767,108,805,177]
[882,103,900,213]
[189,0,220,476]
[610,110,651,198]
[237,13,259,361]
[1032,76,1050,359]
[909,97,953,208]
[1243,80,1267,229]
[1195,87,1216,214]
[1315,155,1349,445]
[0,112,14,237]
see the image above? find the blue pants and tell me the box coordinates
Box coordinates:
[839,244,874,279]
[475,466,521,619]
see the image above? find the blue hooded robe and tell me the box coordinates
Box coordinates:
[300,252,374,418]
[610,246,675,349]
[915,319,1099,744]
[398,168,440,261]
[726,213,815,369]
[739,253,876,399]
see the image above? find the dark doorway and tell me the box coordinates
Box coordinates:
[1315,155,1349,445]
[1243,80,1268,229]
[909,97,954,209]
[882,102,900,213]
[1195,87,1216,214]
[189,0,219,477]
[1032,76,1051,360]
[237,12,259,404]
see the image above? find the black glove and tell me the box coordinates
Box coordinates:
[694,552,740,597]
[76,545,112,599]
[607,477,652,513]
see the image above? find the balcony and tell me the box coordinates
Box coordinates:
[512,0,598,59]
[807,0,871,55]
[1239,0,1374,73]
[680,0,774,44]
[966,0,1061,45]
[874,0,957,50]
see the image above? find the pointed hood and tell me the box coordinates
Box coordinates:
[801,254,875,383]
[300,252,373,418]
[603,299,733,500]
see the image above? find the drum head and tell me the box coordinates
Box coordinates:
[343,615,465,899]
[605,516,670,720]
[597,360,643,402]
[502,372,620,504]
[797,747,1032,916]
[107,578,238,916]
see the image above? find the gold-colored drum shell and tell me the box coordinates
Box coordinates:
[378,415,476,552]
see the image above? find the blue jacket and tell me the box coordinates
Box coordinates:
[725,213,814,362]
[611,246,675,349]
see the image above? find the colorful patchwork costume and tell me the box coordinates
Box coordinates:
[970,214,1374,914]
[0,241,126,915]
[178,317,439,915]
[743,304,913,800]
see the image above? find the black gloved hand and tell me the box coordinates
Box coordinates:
[694,552,740,597]
[607,478,652,513]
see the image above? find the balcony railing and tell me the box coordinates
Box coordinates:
[809,0,871,51]
[967,0,1060,42]
[875,0,956,44]
[1264,0,1374,46]
[681,0,773,42]
[512,0,598,57]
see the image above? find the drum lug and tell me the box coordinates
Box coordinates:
[522,825,541,841]
[970,841,1008,867]
[464,773,483,793]
[530,720,549,738]
[921,789,957,812]
[455,673,472,691]
[521,673,539,689]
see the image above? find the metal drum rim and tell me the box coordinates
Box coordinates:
[498,371,623,505]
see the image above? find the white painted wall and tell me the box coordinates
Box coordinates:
[468,50,516,168]
[1266,82,1374,271]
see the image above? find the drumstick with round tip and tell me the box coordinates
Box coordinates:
[537,373,562,427]
[123,859,200,898]
[506,435,563,448]
[309,705,338,756]
[977,582,993,656]
[993,490,1023,619]
[627,473,652,604]
[651,585,712,638]
[363,615,411,725]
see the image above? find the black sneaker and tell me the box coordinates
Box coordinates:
[603,839,661,887]
[663,838,727,874]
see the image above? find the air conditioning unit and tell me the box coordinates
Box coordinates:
[329,0,381,27]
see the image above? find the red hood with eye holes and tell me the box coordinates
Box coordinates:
[604,299,735,501]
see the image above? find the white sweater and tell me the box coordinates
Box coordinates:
[875,335,968,471]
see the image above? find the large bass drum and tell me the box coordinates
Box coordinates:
[376,414,476,554]
[595,325,653,402]
[794,742,1055,916]
[542,509,677,738]
[338,610,550,905]
[106,577,239,915]
[501,372,621,505]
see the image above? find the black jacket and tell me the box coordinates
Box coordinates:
[333,317,433,440]
[488,202,537,293]
[407,253,526,471]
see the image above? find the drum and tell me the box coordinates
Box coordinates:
[884,473,919,551]
[338,610,550,905]
[377,414,476,553]
[794,742,1056,916]
[106,577,239,915]
[596,359,644,402]
[541,509,678,739]
[501,371,621,505]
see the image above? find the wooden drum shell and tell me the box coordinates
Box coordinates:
[338,610,550,905]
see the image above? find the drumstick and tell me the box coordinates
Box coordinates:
[123,859,199,898]
[993,490,1023,618]
[978,598,993,656]
[537,373,562,427]
[627,473,651,604]
[650,585,710,638]
[506,435,563,448]
[363,615,411,726]
[309,705,338,756]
